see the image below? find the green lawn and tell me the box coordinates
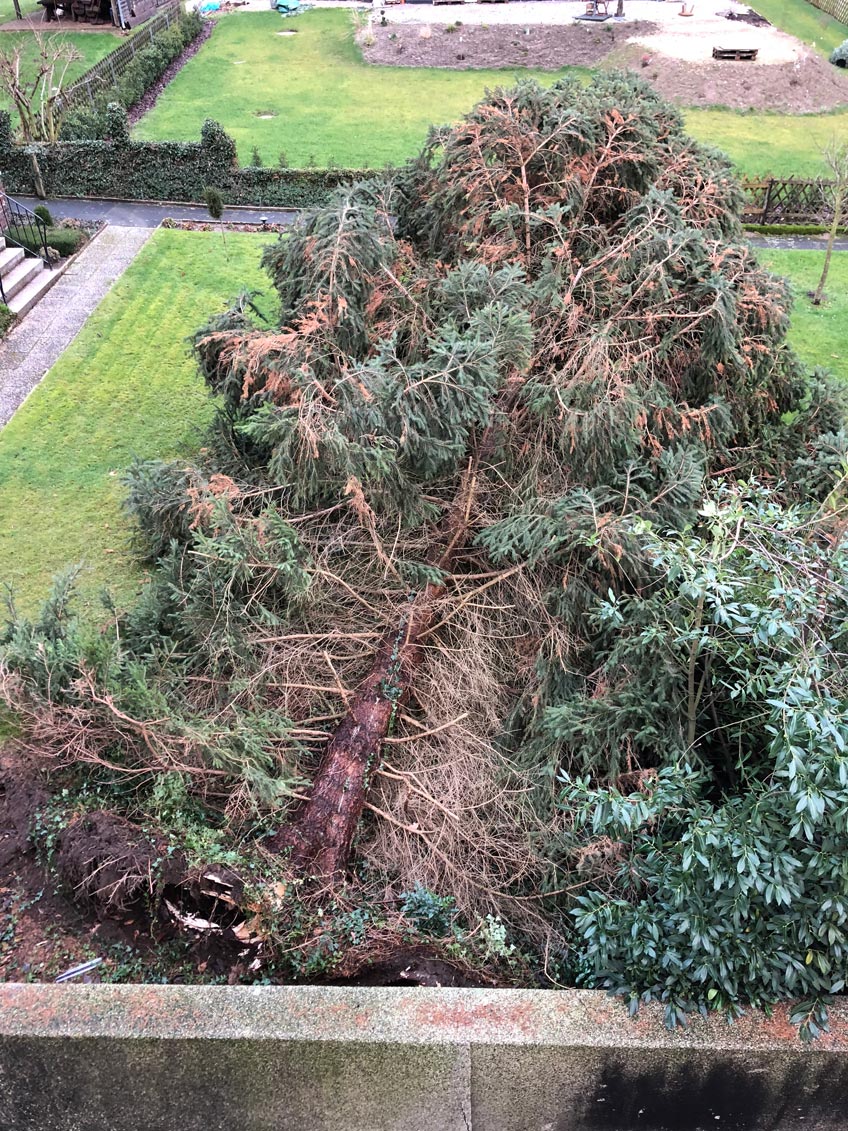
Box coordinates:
[758,248,848,384]
[133,9,583,167]
[749,0,847,55]
[1,0,48,19]
[0,229,270,615]
[0,27,121,114]
[684,108,848,178]
[134,8,848,177]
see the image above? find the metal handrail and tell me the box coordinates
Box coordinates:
[0,189,52,306]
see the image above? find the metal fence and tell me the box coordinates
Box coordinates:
[56,0,182,115]
[741,176,836,225]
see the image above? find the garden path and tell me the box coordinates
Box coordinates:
[0,225,151,427]
[17,197,298,229]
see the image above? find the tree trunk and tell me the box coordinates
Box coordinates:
[812,189,843,306]
[268,461,481,876]
[29,152,46,200]
[267,585,442,874]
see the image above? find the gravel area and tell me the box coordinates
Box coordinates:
[0,226,151,428]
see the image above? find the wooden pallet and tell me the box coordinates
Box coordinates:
[712,45,758,60]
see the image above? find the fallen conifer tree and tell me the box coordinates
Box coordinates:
[3,74,847,1030]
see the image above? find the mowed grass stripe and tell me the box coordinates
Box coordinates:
[0,229,270,614]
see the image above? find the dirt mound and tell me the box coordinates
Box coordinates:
[641,50,848,112]
[362,20,658,70]
[56,810,157,918]
[362,21,848,113]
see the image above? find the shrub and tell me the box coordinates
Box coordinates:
[34,204,53,226]
[830,38,848,67]
[59,12,203,141]
[202,185,224,220]
[6,225,85,258]
[0,303,14,338]
[564,486,848,1040]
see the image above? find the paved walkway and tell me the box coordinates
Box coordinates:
[0,226,151,428]
[17,198,848,250]
[18,197,299,229]
[746,234,848,251]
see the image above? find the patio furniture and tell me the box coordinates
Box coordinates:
[575,0,612,20]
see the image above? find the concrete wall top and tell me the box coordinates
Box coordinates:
[2,983,848,1051]
[3,985,848,1131]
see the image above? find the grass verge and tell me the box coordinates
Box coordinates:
[0,229,270,616]
[759,248,848,384]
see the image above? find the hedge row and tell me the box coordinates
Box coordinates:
[60,11,205,141]
[0,111,379,209]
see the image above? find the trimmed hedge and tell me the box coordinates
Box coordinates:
[0,110,379,208]
[60,12,204,141]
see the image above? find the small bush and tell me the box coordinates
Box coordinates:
[830,38,848,67]
[59,12,203,141]
[0,303,14,338]
[202,186,224,220]
[6,225,85,258]
[34,204,54,226]
[249,146,263,168]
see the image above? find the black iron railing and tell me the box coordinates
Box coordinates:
[0,190,51,305]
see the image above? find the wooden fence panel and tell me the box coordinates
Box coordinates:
[805,0,848,30]
[741,176,835,224]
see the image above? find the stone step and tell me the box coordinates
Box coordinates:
[7,265,60,318]
[0,245,25,279]
[1,255,43,303]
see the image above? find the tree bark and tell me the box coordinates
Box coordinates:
[812,190,843,306]
[268,462,481,876]
[29,152,46,200]
[267,585,442,874]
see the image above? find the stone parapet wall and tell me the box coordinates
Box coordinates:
[2,985,848,1130]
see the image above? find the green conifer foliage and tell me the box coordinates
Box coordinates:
[3,74,847,1019]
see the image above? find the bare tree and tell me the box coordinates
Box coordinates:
[812,139,848,307]
[0,33,81,145]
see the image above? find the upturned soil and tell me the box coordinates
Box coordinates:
[361,20,848,113]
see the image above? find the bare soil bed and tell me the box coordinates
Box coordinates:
[634,48,848,111]
[363,19,657,70]
[361,20,848,113]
